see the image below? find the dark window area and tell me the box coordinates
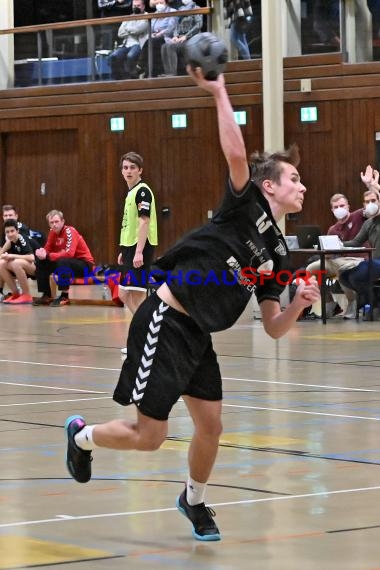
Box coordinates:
[14,1,98,27]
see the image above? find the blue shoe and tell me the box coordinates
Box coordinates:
[64,415,92,483]
[176,489,221,541]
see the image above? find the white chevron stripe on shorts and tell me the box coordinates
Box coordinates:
[131,301,169,403]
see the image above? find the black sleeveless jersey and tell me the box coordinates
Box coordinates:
[154,178,289,332]
[9,234,33,255]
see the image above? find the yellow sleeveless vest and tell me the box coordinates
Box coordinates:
[120,182,158,247]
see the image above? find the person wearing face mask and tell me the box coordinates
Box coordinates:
[137,0,176,76]
[108,0,149,79]
[340,182,380,317]
[160,0,203,76]
[306,193,367,319]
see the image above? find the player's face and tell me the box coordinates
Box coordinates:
[132,0,144,10]
[363,192,379,207]
[331,198,349,212]
[4,227,18,242]
[121,160,142,189]
[273,162,306,214]
[3,209,17,221]
[48,215,65,234]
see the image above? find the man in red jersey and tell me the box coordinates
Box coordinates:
[33,210,95,307]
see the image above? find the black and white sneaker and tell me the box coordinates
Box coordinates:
[64,415,92,483]
[176,489,221,541]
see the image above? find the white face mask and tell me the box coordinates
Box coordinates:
[182,0,192,4]
[155,2,166,11]
[333,206,349,220]
[364,202,379,217]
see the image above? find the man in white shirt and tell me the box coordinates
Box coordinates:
[109,0,149,79]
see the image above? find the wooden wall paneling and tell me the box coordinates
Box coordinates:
[197,106,227,223]
[0,55,379,263]
[0,133,6,207]
[344,99,354,193]
[3,128,78,237]
[243,104,263,157]
[0,115,78,133]
[102,112,140,265]
[365,99,377,164]
[284,53,343,68]
[101,109,170,260]
[336,100,351,198]
[134,110,168,256]
[75,114,106,264]
[376,100,380,132]
[305,132,333,232]
[362,99,377,170]
[285,100,333,233]
[104,137,119,265]
[158,107,214,255]
[350,99,370,208]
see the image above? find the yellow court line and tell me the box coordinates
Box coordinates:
[161,433,304,451]
[303,331,380,341]
[219,433,304,446]
[0,536,112,568]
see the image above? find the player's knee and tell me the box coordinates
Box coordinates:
[138,424,167,451]
[212,419,223,439]
[199,418,223,440]
[138,433,166,451]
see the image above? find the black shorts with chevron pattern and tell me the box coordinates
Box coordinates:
[113,292,222,420]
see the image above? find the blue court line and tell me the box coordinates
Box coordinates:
[0,373,116,389]
[223,393,380,415]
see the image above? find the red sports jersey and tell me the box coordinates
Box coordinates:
[45,225,94,264]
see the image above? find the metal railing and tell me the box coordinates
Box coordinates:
[0,7,211,86]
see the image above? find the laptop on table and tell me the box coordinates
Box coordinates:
[284,235,299,250]
[296,225,321,249]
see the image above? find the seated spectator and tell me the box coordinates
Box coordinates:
[1,204,45,251]
[0,204,44,300]
[97,0,133,50]
[33,210,95,307]
[109,0,149,79]
[306,192,367,319]
[1,205,30,246]
[138,0,176,77]
[0,220,36,304]
[161,0,202,76]
[340,181,380,316]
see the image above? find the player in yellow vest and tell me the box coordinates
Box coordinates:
[117,152,158,353]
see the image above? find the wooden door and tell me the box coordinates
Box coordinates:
[2,129,78,233]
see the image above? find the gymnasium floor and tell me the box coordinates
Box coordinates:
[0,297,380,569]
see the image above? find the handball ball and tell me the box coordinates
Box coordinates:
[185,32,228,81]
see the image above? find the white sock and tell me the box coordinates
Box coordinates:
[186,477,206,506]
[74,425,98,450]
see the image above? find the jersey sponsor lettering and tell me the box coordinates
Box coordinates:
[226,255,256,292]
